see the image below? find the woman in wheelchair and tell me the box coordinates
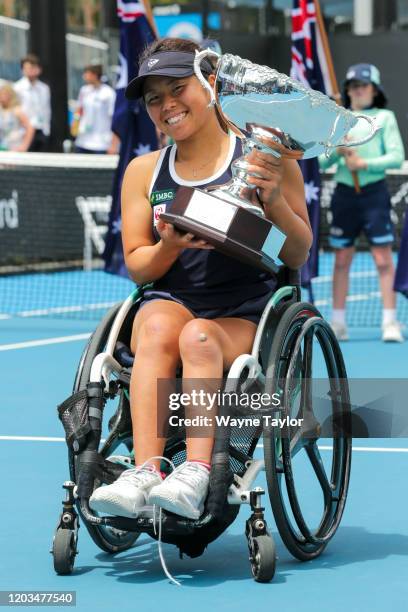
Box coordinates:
[89,37,313,521]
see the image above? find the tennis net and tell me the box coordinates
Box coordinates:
[0,152,407,326]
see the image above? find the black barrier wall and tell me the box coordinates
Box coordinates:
[0,165,114,268]
[1,164,406,269]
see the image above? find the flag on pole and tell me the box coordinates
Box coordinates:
[394,213,408,298]
[103,0,158,277]
[290,0,332,289]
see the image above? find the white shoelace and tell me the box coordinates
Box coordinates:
[140,456,181,587]
[118,464,158,485]
[165,462,207,489]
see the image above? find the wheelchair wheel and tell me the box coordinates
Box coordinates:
[52,528,77,575]
[248,534,276,583]
[70,302,140,554]
[263,302,351,561]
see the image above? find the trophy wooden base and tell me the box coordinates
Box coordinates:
[160,186,286,274]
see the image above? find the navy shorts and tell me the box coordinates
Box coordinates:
[329,180,394,249]
[139,290,274,325]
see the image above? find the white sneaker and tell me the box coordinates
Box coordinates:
[89,465,162,518]
[382,321,404,343]
[148,461,210,520]
[330,321,349,341]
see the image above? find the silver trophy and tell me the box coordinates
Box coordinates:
[193,49,379,211]
[161,51,379,273]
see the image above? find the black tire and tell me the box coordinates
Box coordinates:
[263,302,352,561]
[53,529,76,575]
[70,301,140,554]
[248,535,276,583]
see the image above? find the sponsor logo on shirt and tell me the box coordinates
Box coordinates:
[153,204,166,226]
[150,189,175,206]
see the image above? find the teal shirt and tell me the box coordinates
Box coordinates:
[318,107,405,187]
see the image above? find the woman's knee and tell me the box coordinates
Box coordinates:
[132,313,181,356]
[372,247,394,275]
[334,249,354,271]
[179,319,222,364]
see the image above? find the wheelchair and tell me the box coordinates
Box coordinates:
[52,269,352,583]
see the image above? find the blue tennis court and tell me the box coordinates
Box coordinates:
[1,261,408,611]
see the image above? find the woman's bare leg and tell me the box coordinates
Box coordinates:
[179,317,257,463]
[370,245,396,309]
[129,300,194,471]
[332,246,355,310]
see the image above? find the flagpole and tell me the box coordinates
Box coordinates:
[314,0,361,193]
[141,0,159,38]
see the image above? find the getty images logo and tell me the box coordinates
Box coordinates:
[0,190,19,229]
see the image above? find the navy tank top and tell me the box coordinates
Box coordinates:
[146,132,277,311]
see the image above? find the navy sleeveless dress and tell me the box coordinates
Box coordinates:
[140,133,277,324]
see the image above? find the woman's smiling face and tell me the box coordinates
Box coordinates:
[143,74,214,140]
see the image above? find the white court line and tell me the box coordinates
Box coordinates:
[257,443,408,453]
[0,435,107,443]
[0,436,67,442]
[18,302,116,317]
[0,436,407,453]
[0,333,91,351]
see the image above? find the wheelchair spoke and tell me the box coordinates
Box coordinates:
[301,329,313,413]
[305,441,334,504]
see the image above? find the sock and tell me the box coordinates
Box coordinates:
[382,309,396,326]
[189,459,211,472]
[332,309,346,325]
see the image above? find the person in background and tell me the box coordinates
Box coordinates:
[0,82,35,152]
[73,64,116,154]
[14,54,51,151]
[319,63,405,343]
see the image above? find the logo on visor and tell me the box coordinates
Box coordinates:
[147,59,159,69]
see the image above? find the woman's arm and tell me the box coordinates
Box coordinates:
[247,148,313,269]
[121,154,213,284]
[318,147,341,171]
[12,108,35,152]
[365,111,405,172]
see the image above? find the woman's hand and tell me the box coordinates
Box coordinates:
[245,144,286,208]
[337,145,349,156]
[344,149,367,171]
[156,219,214,250]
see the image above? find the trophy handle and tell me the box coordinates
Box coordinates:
[194,49,221,107]
[326,113,380,152]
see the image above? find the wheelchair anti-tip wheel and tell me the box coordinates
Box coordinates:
[52,529,77,575]
[247,534,276,583]
[263,302,351,561]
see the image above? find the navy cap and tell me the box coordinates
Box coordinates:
[343,63,387,108]
[125,51,214,100]
[345,63,381,87]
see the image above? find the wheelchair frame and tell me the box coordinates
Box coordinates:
[53,277,352,583]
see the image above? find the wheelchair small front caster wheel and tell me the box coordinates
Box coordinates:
[248,534,276,583]
[52,528,77,575]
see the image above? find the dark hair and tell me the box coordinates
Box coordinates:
[21,53,41,68]
[139,37,226,129]
[84,64,103,80]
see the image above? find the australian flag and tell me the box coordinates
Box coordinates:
[291,0,333,292]
[103,0,158,277]
[394,214,408,298]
